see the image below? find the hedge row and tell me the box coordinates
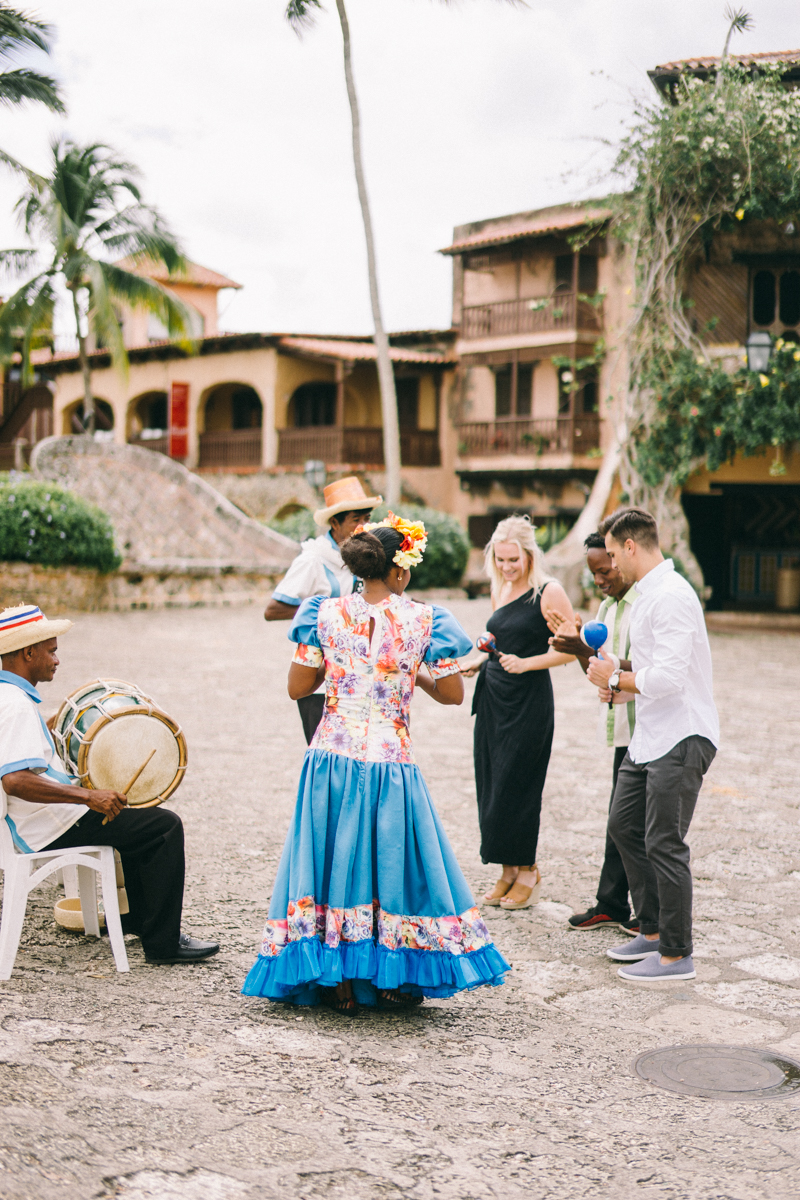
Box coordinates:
[0,478,121,573]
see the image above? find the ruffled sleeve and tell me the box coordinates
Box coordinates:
[423,605,473,679]
[288,596,324,668]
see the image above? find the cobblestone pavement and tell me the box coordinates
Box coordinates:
[1,603,798,1200]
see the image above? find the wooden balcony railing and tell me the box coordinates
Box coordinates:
[128,434,169,456]
[460,292,602,340]
[457,416,601,458]
[198,429,263,469]
[277,426,440,467]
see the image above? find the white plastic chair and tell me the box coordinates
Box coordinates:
[0,793,129,978]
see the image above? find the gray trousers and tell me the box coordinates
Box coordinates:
[608,736,716,958]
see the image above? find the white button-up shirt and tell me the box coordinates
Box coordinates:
[628,559,719,764]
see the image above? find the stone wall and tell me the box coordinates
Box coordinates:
[31,437,298,572]
[0,561,280,613]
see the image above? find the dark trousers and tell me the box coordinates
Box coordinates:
[595,745,631,921]
[608,736,716,958]
[297,693,325,745]
[44,807,185,959]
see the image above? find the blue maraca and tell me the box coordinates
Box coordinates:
[580,620,608,652]
[476,631,497,654]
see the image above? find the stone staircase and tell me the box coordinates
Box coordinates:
[26,437,299,610]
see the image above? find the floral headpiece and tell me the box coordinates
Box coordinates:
[356,511,427,570]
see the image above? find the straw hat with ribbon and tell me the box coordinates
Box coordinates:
[313,476,382,527]
[0,606,73,657]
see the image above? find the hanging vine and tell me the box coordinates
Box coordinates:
[611,55,800,581]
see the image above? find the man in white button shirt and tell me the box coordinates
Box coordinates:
[587,508,719,982]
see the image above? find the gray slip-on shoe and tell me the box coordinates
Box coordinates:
[618,954,696,982]
[606,933,660,962]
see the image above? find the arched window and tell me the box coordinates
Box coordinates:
[203,384,263,432]
[130,391,168,439]
[289,382,336,427]
[69,399,114,434]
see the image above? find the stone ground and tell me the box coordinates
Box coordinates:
[1,602,799,1200]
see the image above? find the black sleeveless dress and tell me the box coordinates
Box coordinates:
[472,587,555,866]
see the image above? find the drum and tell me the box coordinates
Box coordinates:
[53,679,187,808]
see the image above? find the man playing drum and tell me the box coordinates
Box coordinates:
[264,476,381,743]
[0,605,219,965]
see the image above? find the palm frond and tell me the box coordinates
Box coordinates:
[0,5,53,56]
[94,204,186,275]
[85,258,128,378]
[18,277,54,387]
[0,270,53,371]
[0,67,64,112]
[99,261,196,346]
[0,147,46,191]
[286,0,324,32]
[0,246,37,275]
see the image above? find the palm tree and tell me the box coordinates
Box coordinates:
[0,2,64,114]
[286,0,402,504]
[0,138,193,434]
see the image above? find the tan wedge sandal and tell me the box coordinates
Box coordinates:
[499,866,541,910]
[483,878,514,906]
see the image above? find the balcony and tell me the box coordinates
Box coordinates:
[277,426,440,468]
[461,292,602,341]
[198,429,263,469]
[457,416,601,458]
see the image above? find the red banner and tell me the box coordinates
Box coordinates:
[169,382,189,459]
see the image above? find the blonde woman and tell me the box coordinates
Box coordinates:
[462,516,575,910]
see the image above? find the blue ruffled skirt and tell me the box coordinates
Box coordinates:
[242,749,509,1006]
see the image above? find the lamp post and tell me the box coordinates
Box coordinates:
[746,331,772,373]
[304,459,326,493]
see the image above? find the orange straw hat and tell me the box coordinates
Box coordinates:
[313,476,382,527]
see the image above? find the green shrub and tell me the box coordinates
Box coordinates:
[0,477,121,572]
[371,503,470,589]
[268,507,317,543]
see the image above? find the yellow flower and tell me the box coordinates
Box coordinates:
[793,351,800,361]
[775,338,785,350]
[735,208,745,220]
[758,373,770,388]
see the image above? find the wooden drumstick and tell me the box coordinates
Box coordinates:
[102,748,157,824]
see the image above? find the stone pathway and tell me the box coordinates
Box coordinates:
[1,602,798,1199]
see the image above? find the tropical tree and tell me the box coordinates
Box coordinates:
[546,8,794,592]
[0,2,64,115]
[286,0,402,504]
[0,138,193,433]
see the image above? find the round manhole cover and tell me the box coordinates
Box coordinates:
[634,1044,800,1100]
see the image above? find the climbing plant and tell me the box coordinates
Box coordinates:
[548,22,800,590]
[611,54,800,579]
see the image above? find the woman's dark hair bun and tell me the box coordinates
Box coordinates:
[341,526,404,580]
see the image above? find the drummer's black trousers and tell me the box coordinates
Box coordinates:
[44,807,185,959]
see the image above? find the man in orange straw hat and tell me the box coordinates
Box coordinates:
[264,476,381,742]
[0,605,219,965]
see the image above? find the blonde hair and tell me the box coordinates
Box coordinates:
[484,515,552,601]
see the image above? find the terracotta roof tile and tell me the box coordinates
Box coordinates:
[114,257,242,289]
[278,336,454,364]
[440,204,612,255]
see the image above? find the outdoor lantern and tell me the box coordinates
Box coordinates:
[304,459,327,492]
[746,331,772,373]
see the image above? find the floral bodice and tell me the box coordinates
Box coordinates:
[290,592,472,764]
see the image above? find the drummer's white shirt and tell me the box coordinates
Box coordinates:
[0,672,86,853]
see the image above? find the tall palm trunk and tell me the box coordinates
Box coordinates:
[334,0,401,506]
[70,285,95,435]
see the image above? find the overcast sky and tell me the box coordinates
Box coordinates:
[0,0,795,337]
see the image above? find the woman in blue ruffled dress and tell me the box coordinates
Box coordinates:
[243,514,509,1013]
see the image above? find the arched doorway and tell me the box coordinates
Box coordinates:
[198,383,263,469]
[127,391,169,454]
[288,382,336,427]
[64,398,115,438]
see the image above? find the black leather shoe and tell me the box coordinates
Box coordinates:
[145,933,220,965]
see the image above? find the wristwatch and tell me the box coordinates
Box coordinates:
[608,671,621,692]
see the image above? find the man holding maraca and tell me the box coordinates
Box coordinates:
[548,530,639,934]
[586,508,718,983]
